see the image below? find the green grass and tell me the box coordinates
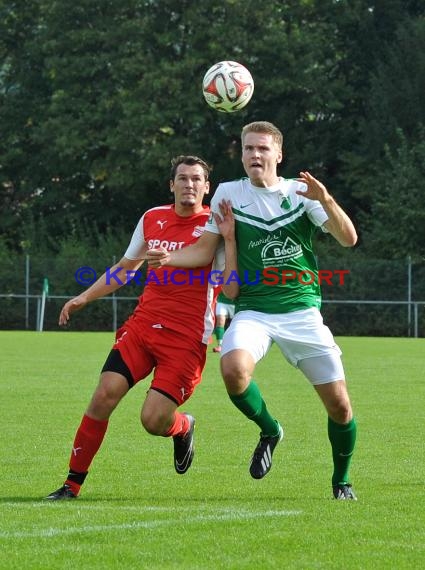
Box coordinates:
[1,331,424,569]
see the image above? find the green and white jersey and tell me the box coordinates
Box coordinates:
[206,177,329,314]
[217,291,235,305]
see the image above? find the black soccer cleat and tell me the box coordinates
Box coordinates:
[44,484,77,501]
[173,414,195,474]
[249,424,284,479]
[333,483,357,500]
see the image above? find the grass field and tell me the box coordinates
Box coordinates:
[1,331,424,569]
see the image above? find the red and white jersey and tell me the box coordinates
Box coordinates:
[124,204,220,344]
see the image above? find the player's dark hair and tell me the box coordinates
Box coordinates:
[170,155,211,181]
[241,121,284,151]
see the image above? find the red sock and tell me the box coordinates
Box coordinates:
[68,414,109,474]
[165,412,190,438]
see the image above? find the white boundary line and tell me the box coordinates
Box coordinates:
[0,509,302,539]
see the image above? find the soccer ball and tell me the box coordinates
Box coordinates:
[202,61,254,113]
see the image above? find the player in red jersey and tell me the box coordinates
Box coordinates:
[46,155,220,500]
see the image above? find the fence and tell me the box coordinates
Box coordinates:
[1,255,425,336]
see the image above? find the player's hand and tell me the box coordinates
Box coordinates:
[214,200,235,242]
[296,171,330,203]
[58,295,88,326]
[145,247,170,268]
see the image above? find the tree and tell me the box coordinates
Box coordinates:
[342,15,425,257]
[1,0,424,257]
[360,129,425,258]
[0,0,48,247]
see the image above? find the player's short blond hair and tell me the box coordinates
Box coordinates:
[241,121,283,150]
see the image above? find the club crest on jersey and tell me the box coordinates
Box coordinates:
[280,196,291,210]
[192,225,205,237]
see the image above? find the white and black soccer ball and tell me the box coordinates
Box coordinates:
[202,61,254,113]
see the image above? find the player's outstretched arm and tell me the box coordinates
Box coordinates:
[146,231,220,268]
[58,256,145,326]
[214,199,239,300]
[296,171,357,247]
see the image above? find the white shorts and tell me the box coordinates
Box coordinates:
[216,302,235,319]
[221,307,344,385]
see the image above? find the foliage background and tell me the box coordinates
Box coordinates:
[1,0,424,332]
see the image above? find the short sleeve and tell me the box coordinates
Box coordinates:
[124,217,146,259]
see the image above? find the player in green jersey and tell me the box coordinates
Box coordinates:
[147,121,358,500]
[213,291,235,353]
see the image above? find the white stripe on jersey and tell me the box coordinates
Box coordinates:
[207,178,329,234]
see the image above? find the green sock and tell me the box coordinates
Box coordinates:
[328,417,357,485]
[229,380,280,437]
[215,326,225,344]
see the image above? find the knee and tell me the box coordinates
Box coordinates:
[316,380,353,424]
[220,357,252,395]
[216,316,225,327]
[87,376,127,419]
[140,408,169,436]
[328,397,353,424]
